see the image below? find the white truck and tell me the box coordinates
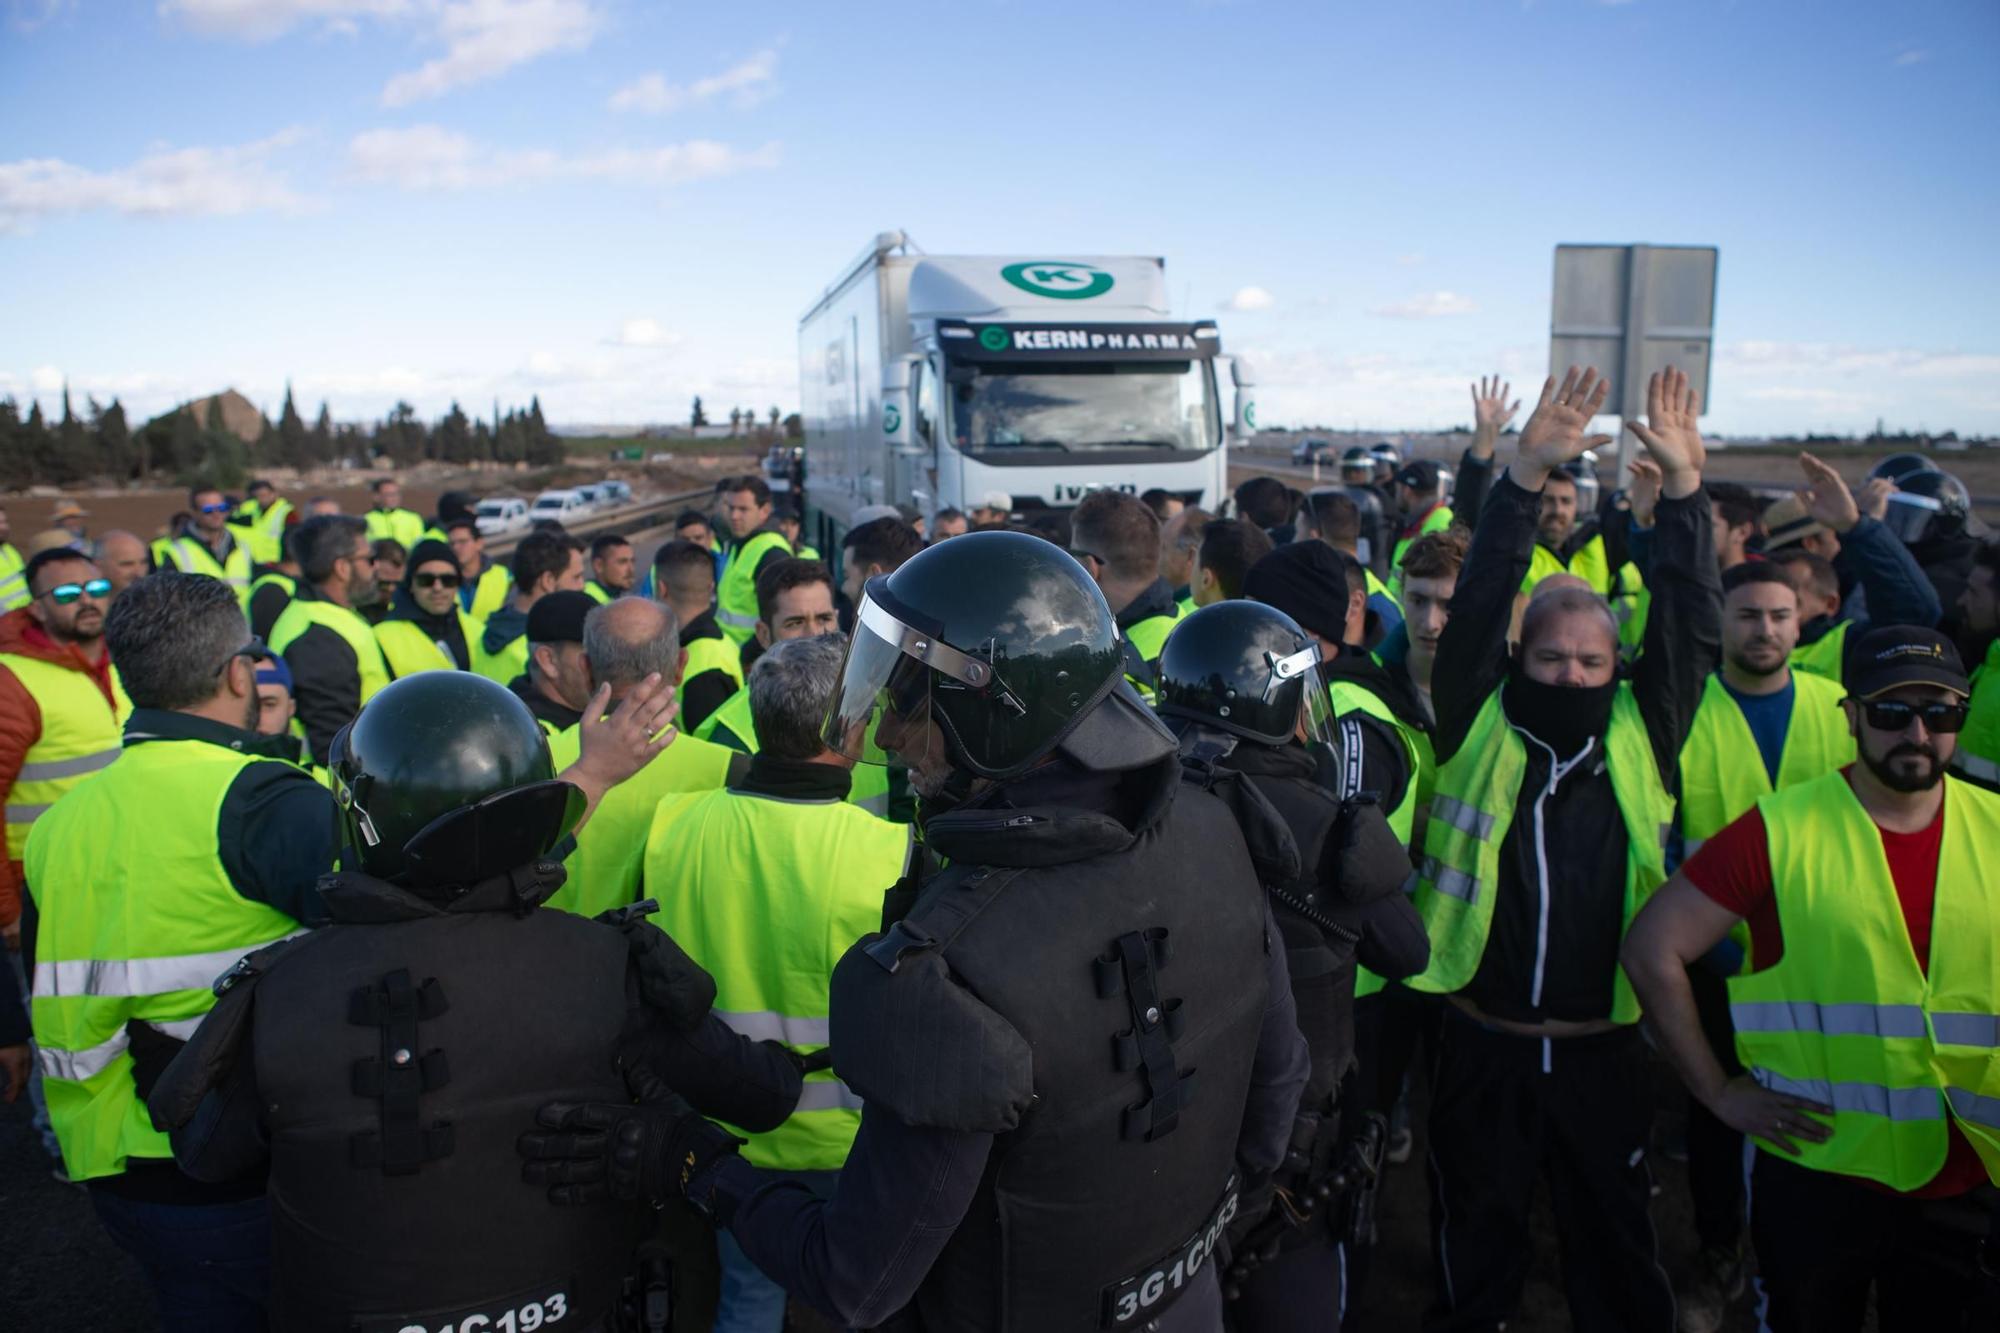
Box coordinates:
[797,231,1253,548]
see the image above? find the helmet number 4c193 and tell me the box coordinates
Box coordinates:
[1001,261,1115,301]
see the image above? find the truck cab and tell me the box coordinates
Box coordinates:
[798,233,1252,552]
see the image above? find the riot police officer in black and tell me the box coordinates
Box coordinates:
[1155,600,1429,1330]
[520,530,1312,1331]
[148,671,803,1332]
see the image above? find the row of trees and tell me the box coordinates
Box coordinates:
[690,397,783,434]
[0,387,566,492]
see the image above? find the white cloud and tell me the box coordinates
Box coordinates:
[609,49,780,115]
[0,128,314,231]
[381,0,600,106]
[30,365,64,393]
[346,125,780,190]
[1893,49,1928,67]
[608,317,679,348]
[1370,290,1477,319]
[1225,286,1274,312]
[162,0,599,104]
[160,0,410,41]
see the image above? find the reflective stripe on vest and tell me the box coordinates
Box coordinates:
[1678,671,1854,848]
[1405,685,1674,1024]
[269,597,392,704]
[542,720,735,919]
[0,654,131,861]
[643,787,910,1171]
[716,532,792,644]
[1728,771,2000,1190]
[26,739,307,1181]
[0,543,27,611]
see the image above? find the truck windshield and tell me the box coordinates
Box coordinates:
[947,361,1219,455]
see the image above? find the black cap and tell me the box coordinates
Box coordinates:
[1843,625,1970,700]
[1394,460,1441,491]
[527,589,595,645]
[1241,541,1359,644]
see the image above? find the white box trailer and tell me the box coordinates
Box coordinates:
[797,231,1251,548]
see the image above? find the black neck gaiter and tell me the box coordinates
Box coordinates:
[1501,672,1618,758]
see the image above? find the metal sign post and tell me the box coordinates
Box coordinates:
[1551,244,1718,485]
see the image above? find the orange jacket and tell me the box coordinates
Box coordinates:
[0,608,119,927]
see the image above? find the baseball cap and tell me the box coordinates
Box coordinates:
[51,500,89,520]
[1393,460,1441,492]
[1761,495,1828,550]
[1843,625,1970,700]
[850,503,902,526]
[527,590,596,646]
[977,490,1013,513]
[255,656,294,691]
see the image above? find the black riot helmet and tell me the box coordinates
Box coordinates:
[823,529,1169,782]
[1881,469,1971,546]
[330,672,584,892]
[1867,452,1940,487]
[1340,446,1374,481]
[1155,601,1338,748]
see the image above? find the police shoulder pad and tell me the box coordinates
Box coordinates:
[147,933,305,1131]
[830,937,1033,1134]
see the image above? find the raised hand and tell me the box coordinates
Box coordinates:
[1858,476,1894,522]
[562,677,678,828]
[1469,374,1521,460]
[1509,366,1613,489]
[1626,454,1663,530]
[1627,366,1705,498]
[1796,452,1861,535]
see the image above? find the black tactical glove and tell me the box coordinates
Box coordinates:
[520,1063,743,1208]
[1324,797,1415,905]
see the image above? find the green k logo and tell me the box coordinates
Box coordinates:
[978,325,1011,352]
[883,403,903,435]
[1001,261,1115,301]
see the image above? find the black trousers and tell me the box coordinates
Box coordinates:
[1686,962,1746,1252]
[1750,1149,2000,1332]
[1422,1009,1675,1333]
[1342,983,1442,1330]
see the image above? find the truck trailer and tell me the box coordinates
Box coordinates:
[797,231,1252,551]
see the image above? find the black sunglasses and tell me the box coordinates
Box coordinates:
[216,636,269,676]
[44,579,112,605]
[413,572,462,589]
[1862,699,1968,734]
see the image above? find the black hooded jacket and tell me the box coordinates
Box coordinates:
[384,538,472,670]
[1321,644,1432,816]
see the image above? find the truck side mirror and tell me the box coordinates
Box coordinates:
[883,355,926,457]
[1229,356,1258,441]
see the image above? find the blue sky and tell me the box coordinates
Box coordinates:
[3,0,1996,435]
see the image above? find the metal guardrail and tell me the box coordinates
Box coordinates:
[485,486,711,558]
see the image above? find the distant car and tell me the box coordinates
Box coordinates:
[474,497,529,538]
[1292,438,1336,466]
[598,479,632,505]
[572,483,603,510]
[530,489,590,525]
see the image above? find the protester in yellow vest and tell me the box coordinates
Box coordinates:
[0,503,27,612]
[473,530,584,686]
[0,550,128,955]
[1623,625,1999,1328]
[1408,366,1717,1331]
[26,570,335,1320]
[156,485,254,612]
[444,517,512,620]
[585,533,636,605]
[644,632,913,1330]
[1389,459,1454,585]
[373,539,480,678]
[269,514,391,764]
[362,477,425,549]
[1952,541,1999,789]
[715,476,794,645]
[1157,503,1209,618]
[541,598,748,919]
[651,537,741,732]
[1069,489,1182,704]
[233,479,295,565]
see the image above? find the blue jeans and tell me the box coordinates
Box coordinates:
[89,1188,271,1332]
[715,1168,841,1333]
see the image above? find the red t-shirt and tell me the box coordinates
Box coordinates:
[1683,770,1985,1198]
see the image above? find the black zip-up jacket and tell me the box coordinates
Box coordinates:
[1434,471,1719,1024]
[281,583,376,765]
[1321,645,1431,817]
[1455,447,1635,588]
[508,672,584,732]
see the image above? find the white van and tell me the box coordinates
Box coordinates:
[474,497,530,538]
[530,489,590,525]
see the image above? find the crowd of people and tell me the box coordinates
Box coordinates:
[0,365,1996,1333]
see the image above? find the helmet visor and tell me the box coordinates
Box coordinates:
[822,592,996,771]
[1881,491,1941,546]
[1300,656,1341,751]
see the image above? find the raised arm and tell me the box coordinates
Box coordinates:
[1435,368,1612,760]
[1795,453,1942,630]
